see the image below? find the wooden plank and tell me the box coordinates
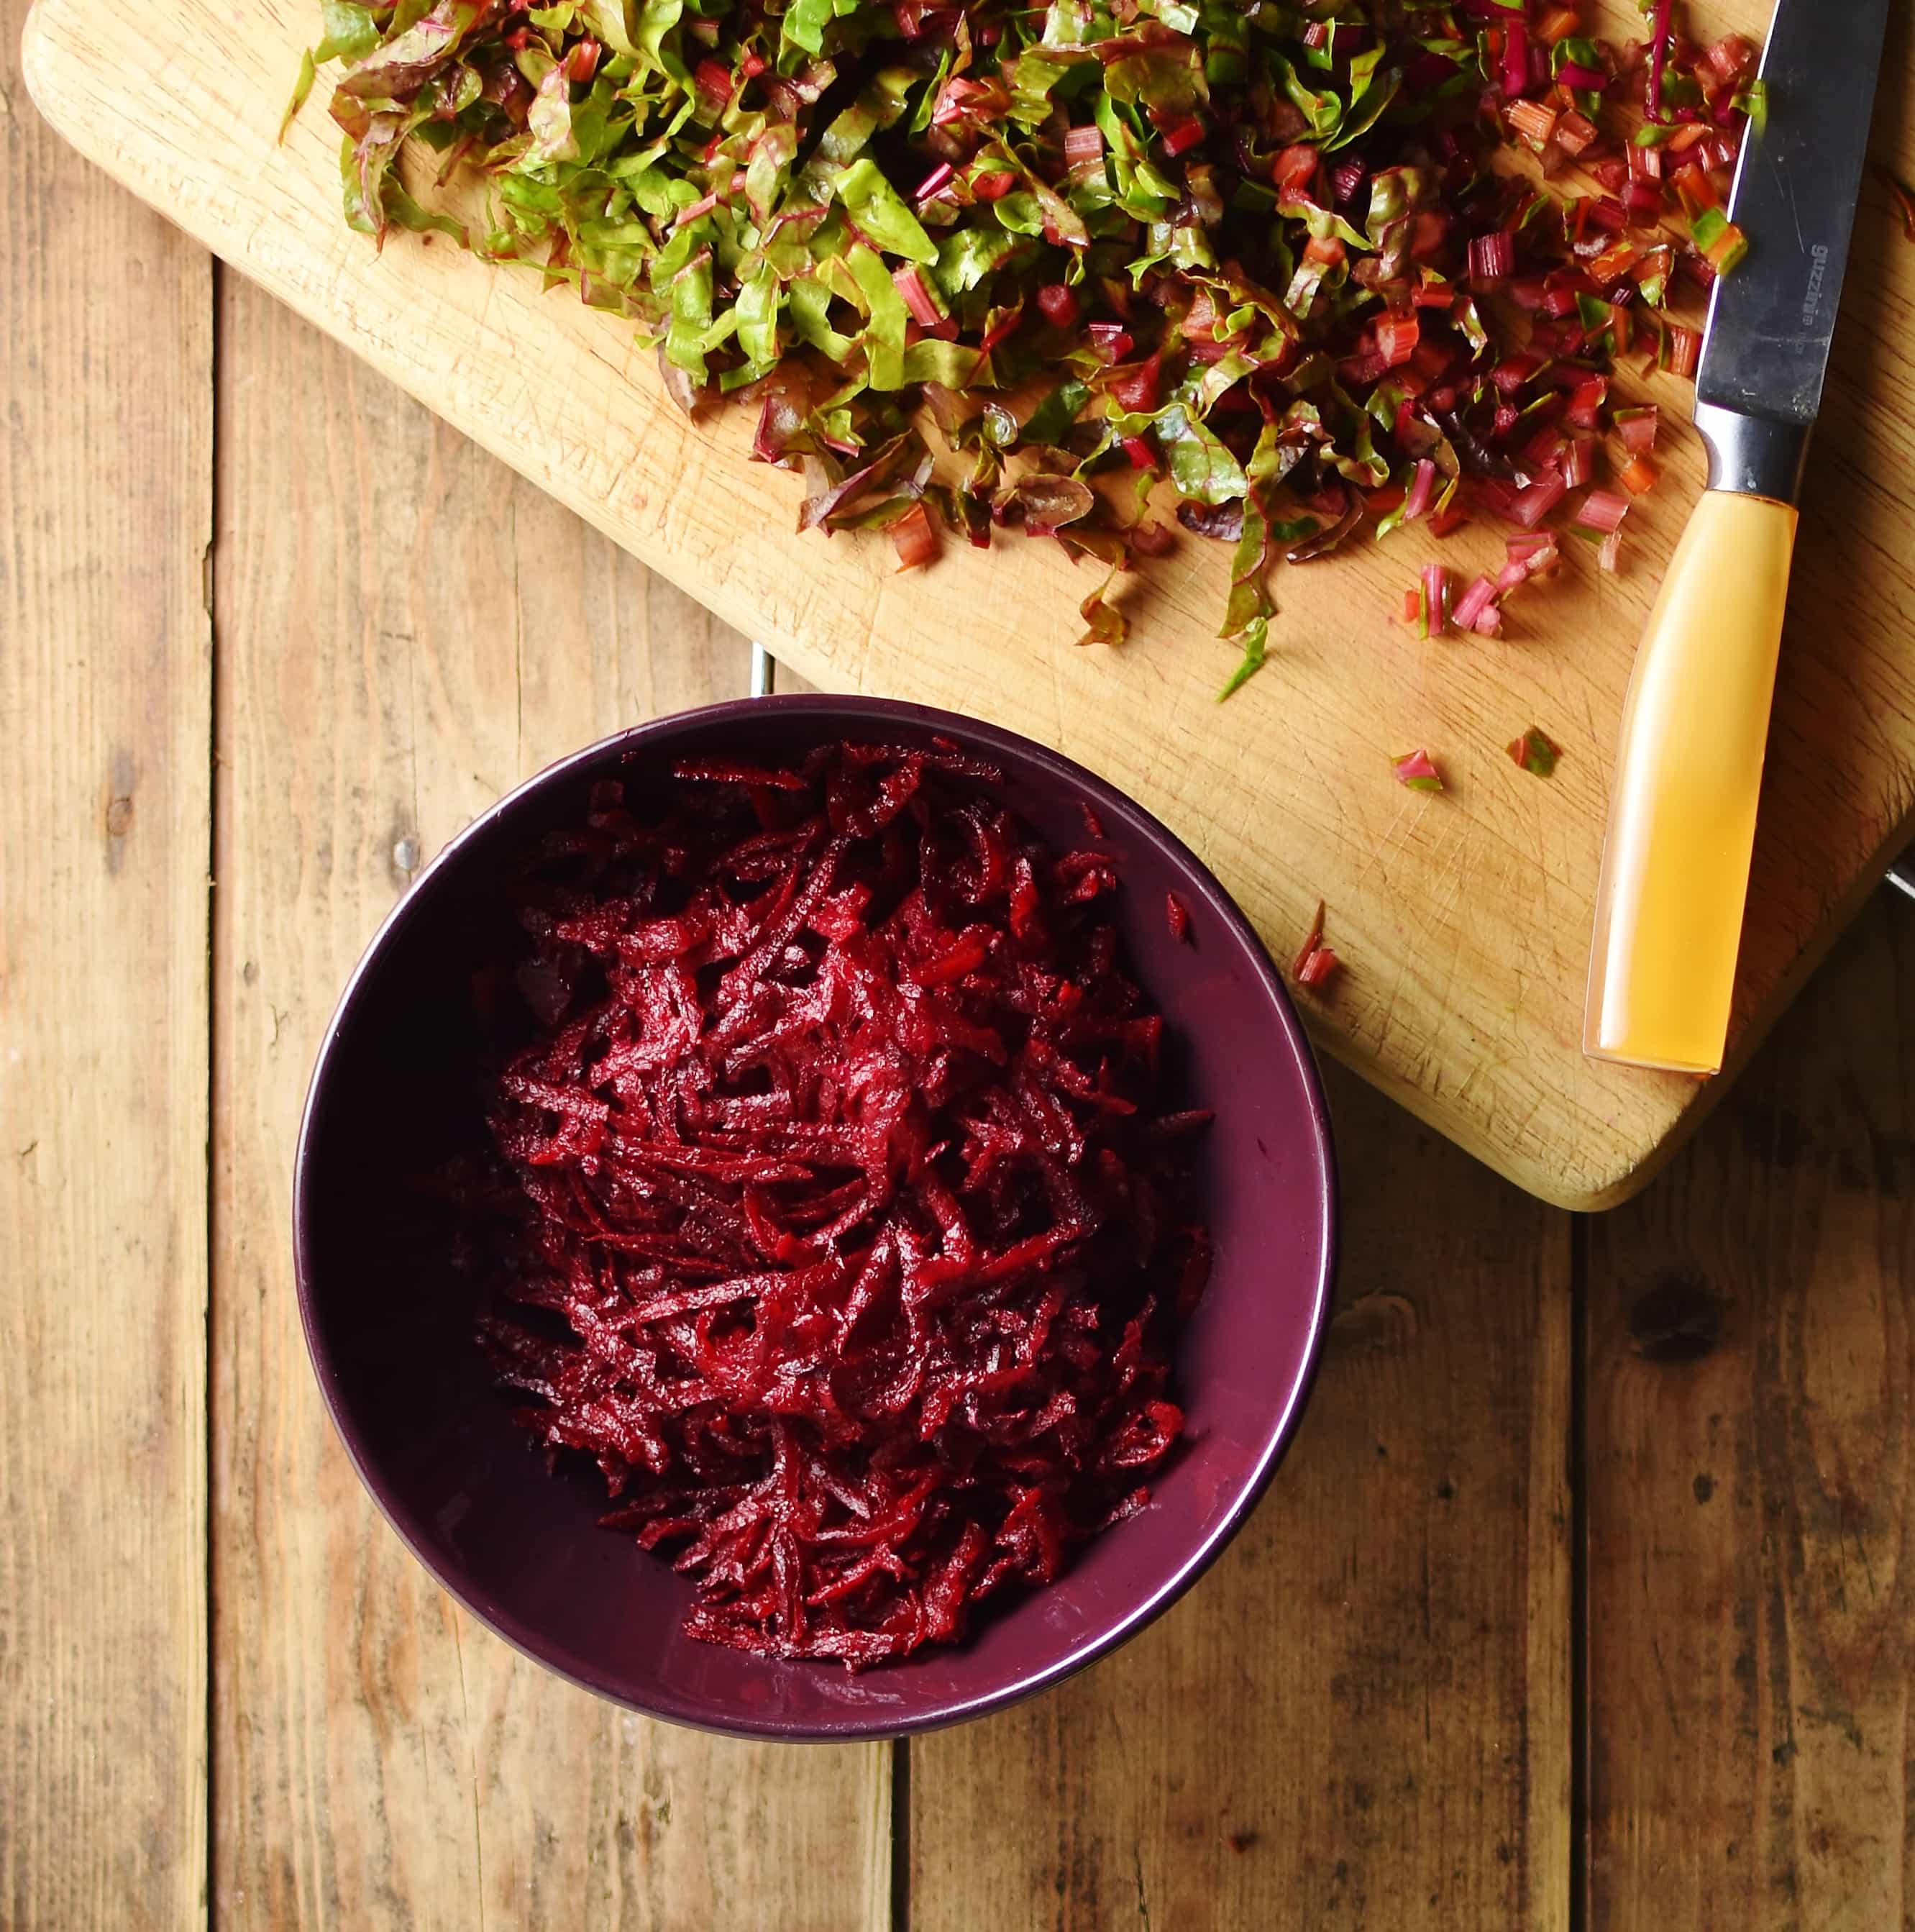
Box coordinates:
[0,9,212,1926]
[1583,890,1915,1928]
[910,1065,1573,1929]
[29,0,1915,1211]
[209,276,890,1931]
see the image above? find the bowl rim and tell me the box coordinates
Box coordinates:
[293,692,1338,1740]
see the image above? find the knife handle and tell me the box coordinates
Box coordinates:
[1583,488,1799,1074]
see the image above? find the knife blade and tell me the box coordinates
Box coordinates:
[1583,0,1892,1076]
[1692,0,1892,499]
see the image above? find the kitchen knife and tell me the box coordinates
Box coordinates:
[1583,0,1891,1074]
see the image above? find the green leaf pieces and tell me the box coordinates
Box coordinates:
[303,0,1763,703]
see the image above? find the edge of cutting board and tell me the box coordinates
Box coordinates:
[24,0,1911,1212]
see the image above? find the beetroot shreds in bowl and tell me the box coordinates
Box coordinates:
[469,739,1210,1667]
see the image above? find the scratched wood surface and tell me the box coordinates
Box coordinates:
[208,273,889,1931]
[0,0,213,1921]
[24,0,1915,1208]
[1583,887,1915,1930]
[910,1065,1573,1929]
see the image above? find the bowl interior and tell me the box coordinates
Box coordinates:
[296,696,1335,1738]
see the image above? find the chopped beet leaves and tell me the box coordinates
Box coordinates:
[305,1,1765,698]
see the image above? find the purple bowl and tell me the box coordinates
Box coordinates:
[294,695,1336,1739]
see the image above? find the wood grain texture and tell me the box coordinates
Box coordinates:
[209,275,890,1931]
[1583,890,1915,1929]
[0,6,213,1925]
[26,0,1915,1208]
[910,1065,1573,1931]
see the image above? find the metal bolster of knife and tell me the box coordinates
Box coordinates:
[1693,401,1812,507]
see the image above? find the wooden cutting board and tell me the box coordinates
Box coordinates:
[24,0,1915,1208]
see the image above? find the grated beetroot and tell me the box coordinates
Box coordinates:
[469,741,1212,1668]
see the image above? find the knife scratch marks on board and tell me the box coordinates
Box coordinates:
[1426,836,1471,940]
[1368,966,1406,1055]
[1427,864,1476,1042]
[1348,798,1419,898]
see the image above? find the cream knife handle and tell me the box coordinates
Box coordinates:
[1583,407,1805,1075]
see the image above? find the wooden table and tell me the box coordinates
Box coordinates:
[8,5,1915,1923]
